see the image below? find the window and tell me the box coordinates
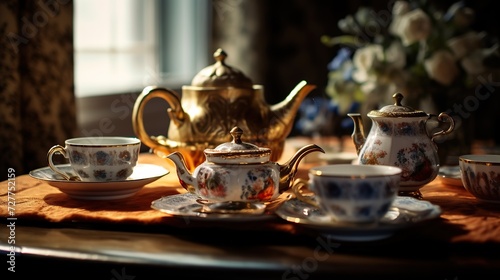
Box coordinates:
[74,0,211,97]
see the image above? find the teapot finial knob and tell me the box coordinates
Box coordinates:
[393,92,404,106]
[230,126,244,144]
[214,48,227,64]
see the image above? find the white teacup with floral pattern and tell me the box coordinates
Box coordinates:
[459,154,500,203]
[47,137,141,182]
[293,164,402,224]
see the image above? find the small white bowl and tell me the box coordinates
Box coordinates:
[459,154,500,203]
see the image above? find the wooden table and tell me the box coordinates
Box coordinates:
[1,137,499,279]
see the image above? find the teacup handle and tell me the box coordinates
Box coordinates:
[292,178,319,207]
[47,145,73,181]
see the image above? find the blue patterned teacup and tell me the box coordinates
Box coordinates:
[47,137,141,182]
[293,164,401,223]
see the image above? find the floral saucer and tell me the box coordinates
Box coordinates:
[29,163,169,200]
[275,196,441,241]
[438,165,463,187]
[151,192,288,222]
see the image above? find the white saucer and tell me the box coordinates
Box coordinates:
[275,196,441,241]
[438,165,463,187]
[29,163,169,200]
[151,192,279,222]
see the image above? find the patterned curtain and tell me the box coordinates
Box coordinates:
[0,0,77,181]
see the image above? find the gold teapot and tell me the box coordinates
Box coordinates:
[132,48,316,171]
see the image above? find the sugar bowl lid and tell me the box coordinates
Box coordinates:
[368,92,427,117]
[191,48,254,89]
[204,127,271,164]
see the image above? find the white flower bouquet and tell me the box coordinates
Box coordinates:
[322,0,500,114]
[318,0,500,163]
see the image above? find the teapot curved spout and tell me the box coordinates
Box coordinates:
[271,80,316,138]
[165,152,197,193]
[278,144,325,193]
[347,113,366,155]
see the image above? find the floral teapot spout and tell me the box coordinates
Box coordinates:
[348,93,455,193]
[166,126,324,202]
[132,48,316,172]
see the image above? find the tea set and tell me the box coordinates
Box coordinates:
[47,136,142,182]
[31,136,169,200]
[165,126,323,203]
[30,163,168,200]
[348,92,455,194]
[30,48,499,240]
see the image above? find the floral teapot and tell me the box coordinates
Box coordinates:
[132,48,316,171]
[166,126,324,202]
[348,93,455,193]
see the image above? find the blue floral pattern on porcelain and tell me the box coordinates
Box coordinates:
[70,147,139,181]
[461,166,500,201]
[358,118,440,192]
[194,165,279,202]
[306,168,400,223]
[349,92,456,194]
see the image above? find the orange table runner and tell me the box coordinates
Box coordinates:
[0,153,297,233]
[0,154,183,224]
[1,140,500,244]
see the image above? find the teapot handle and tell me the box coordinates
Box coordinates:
[430,112,455,142]
[132,86,187,151]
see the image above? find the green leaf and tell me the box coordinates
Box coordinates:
[321,35,364,48]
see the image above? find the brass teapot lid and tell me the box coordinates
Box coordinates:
[204,127,271,164]
[368,92,427,118]
[191,48,254,89]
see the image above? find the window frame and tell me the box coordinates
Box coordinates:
[75,0,212,142]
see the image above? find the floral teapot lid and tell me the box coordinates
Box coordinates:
[368,92,428,118]
[203,127,272,164]
[191,48,254,89]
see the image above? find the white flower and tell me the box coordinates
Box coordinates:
[385,41,406,69]
[351,42,407,97]
[392,1,410,16]
[447,31,485,59]
[424,50,459,86]
[325,1,500,118]
[389,1,411,36]
[390,8,432,46]
[352,44,384,83]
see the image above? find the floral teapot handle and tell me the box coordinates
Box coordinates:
[429,112,455,143]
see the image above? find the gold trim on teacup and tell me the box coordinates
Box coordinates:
[309,165,402,178]
[65,137,141,148]
[459,155,500,166]
[309,170,400,178]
